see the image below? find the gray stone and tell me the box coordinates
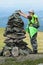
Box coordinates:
[38,64,43,65]
[11,47,19,57]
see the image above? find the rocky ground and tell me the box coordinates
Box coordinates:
[0,54,43,63]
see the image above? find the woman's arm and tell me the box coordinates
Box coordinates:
[18,11,28,18]
[18,10,32,19]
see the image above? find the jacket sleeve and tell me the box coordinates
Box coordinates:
[27,16,32,20]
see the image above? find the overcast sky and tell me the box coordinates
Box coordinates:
[0,0,43,17]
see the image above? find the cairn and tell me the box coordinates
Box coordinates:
[3,10,32,57]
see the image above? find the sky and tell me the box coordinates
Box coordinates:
[0,0,43,17]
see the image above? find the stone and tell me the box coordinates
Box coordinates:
[38,63,43,65]
[11,47,19,57]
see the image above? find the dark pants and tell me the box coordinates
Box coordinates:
[30,33,37,53]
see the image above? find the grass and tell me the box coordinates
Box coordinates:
[0,58,43,65]
[0,28,5,50]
